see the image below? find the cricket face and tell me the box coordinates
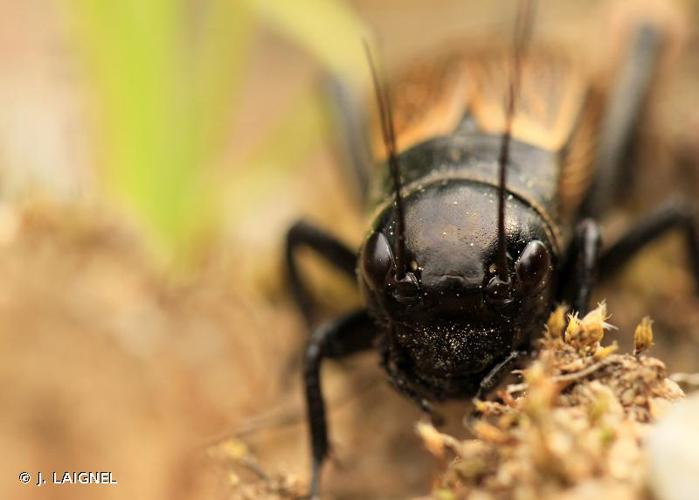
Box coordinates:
[359,182,555,378]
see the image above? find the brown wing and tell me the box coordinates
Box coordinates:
[370,46,603,218]
[372,48,591,154]
[466,49,589,151]
[371,53,471,158]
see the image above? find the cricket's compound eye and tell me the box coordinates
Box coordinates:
[515,240,551,293]
[360,231,394,291]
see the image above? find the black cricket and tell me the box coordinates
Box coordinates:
[285,5,699,498]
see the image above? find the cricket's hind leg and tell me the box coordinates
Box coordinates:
[599,199,699,290]
[582,23,665,217]
[558,201,699,316]
[285,220,357,328]
[560,24,664,309]
[303,309,377,499]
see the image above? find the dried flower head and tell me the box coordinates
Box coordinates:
[417,421,447,458]
[580,301,615,344]
[633,316,654,356]
[425,304,683,500]
[564,312,583,345]
[594,341,619,361]
[565,303,616,351]
[546,304,568,339]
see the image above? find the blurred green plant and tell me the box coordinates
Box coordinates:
[65,0,368,264]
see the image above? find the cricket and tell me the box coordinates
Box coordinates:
[284,1,699,497]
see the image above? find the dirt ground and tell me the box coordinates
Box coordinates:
[1,1,699,500]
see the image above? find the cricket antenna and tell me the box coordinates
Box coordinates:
[363,40,407,279]
[496,0,535,282]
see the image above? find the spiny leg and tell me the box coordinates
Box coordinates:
[582,24,664,216]
[599,199,699,290]
[465,350,528,424]
[476,350,528,400]
[285,220,357,328]
[559,219,602,315]
[304,309,376,499]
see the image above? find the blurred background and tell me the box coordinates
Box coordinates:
[0,0,697,499]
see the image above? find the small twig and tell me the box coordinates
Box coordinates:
[240,458,305,499]
[505,381,528,395]
[507,357,621,395]
[670,372,699,388]
[205,372,382,447]
[236,455,271,481]
[554,357,620,384]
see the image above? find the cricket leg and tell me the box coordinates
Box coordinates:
[285,220,357,328]
[599,199,699,290]
[465,350,528,423]
[476,350,529,400]
[558,219,603,315]
[304,309,377,499]
[583,24,664,216]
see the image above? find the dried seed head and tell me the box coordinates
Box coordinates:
[546,304,568,339]
[594,341,619,361]
[633,316,654,356]
[564,312,582,345]
[416,421,446,458]
[565,303,616,351]
[580,301,614,345]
